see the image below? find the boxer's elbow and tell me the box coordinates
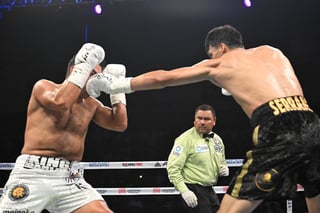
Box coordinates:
[100,120,127,132]
[113,121,128,132]
[112,115,128,132]
[112,127,127,132]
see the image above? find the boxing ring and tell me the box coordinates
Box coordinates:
[0,159,303,212]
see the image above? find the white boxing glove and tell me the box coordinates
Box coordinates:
[75,43,105,69]
[181,190,198,208]
[86,73,115,97]
[221,88,232,96]
[110,77,134,94]
[219,165,229,176]
[67,43,105,89]
[67,63,92,89]
[104,64,127,105]
[104,64,134,94]
[104,64,126,78]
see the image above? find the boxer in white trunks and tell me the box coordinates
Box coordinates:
[0,43,128,212]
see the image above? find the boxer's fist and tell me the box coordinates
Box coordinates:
[75,43,105,69]
[103,64,127,105]
[108,77,133,94]
[105,64,133,94]
[86,73,115,97]
[104,64,126,78]
[67,43,104,88]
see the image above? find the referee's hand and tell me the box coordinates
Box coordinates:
[181,190,198,208]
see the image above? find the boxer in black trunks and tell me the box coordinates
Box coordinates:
[86,24,320,213]
[228,95,319,201]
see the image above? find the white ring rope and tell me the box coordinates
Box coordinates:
[0,159,244,170]
[0,159,304,195]
[0,159,305,212]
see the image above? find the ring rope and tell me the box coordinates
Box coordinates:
[0,159,304,212]
[0,159,244,170]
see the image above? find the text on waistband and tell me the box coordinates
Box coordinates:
[23,155,71,170]
[268,96,312,116]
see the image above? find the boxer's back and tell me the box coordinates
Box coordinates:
[209,45,304,118]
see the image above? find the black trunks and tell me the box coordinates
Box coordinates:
[227,95,320,200]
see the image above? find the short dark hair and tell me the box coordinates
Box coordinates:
[65,55,107,78]
[205,24,244,53]
[195,104,216,117]
[66,55,76,78]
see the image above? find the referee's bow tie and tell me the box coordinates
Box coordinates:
[203,132,214,138]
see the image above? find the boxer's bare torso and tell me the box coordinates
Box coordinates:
[21,80,98,161]
[206,45,304,118]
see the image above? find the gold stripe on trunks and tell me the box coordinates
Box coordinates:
[252,125,259,146]
[231,150,253,198]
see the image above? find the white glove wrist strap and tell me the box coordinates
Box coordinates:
[67,63,91,89]
[110,77,133,94]
[110,93,126,105]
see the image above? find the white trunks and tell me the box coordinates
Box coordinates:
[0,154,104,213]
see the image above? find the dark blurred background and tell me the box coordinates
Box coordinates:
[0,0,319,212]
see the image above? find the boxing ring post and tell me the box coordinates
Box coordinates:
[0,159,303,212]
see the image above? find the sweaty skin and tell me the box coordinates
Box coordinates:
[130,45,303,118]
[21,66,127,161]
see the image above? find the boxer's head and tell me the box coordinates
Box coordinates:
[205,24,244,59]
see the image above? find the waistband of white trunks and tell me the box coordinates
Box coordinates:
[16,154,75,171]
